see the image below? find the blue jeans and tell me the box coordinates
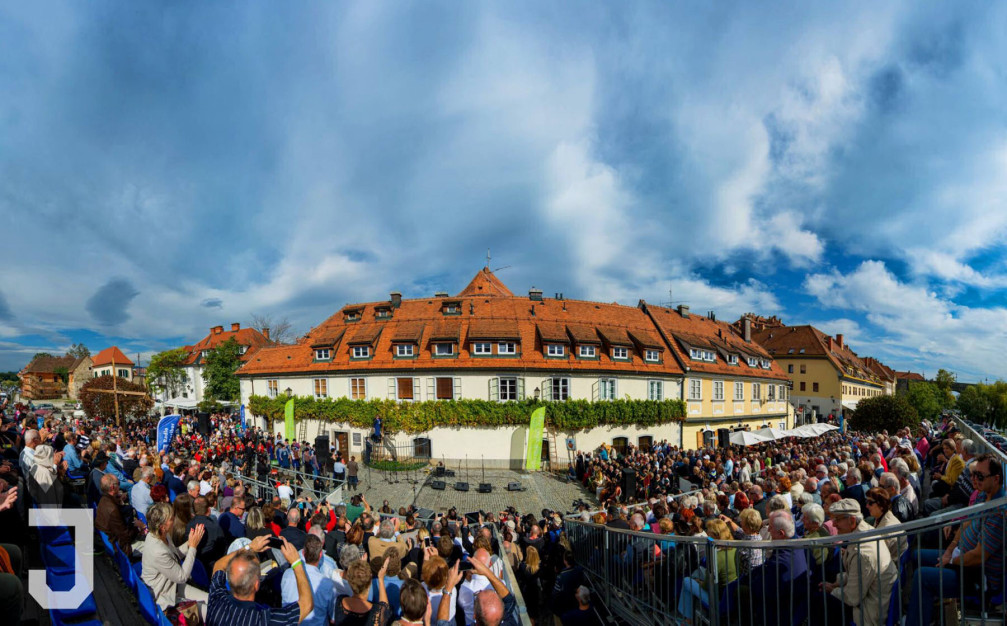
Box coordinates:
[905,548,968,626]
[677,576,710,621]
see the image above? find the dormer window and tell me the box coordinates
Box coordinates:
[375,308,392,320]
[611,347,629,360]
[546,344,565,357]
[434,343,455,356]
[201,350,209,358]
[644,349,660,362]
[690,349,716,362]
[472,342,491,355]
[441,301,462,315]
[579,345,597,358]
[239,346,248,355]
[761,359,771,369]
[351,346,370,359]
[314,348,331,361]
[728,354,739,365]
[395,344,415,357]
[497,342,516,355]
[344,310,361,322]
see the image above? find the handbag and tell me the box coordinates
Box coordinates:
[166,599,203,626]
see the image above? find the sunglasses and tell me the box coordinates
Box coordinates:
[971,471,987,481]
[866,499,881,506]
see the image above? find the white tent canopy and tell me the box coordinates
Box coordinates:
[164,397,197,410]
[729,430,771,446]
[730,423,839,446]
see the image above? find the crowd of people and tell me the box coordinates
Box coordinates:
[1,392,1004,626]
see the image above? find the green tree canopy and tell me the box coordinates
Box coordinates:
[66,343,90,360]
[933,369,956,409]
[202,337,242,402]
[147,347,191,398]
[956,384,990,423]
[900,382,943,423]
[848,394,920,434]
[31,352,53,362]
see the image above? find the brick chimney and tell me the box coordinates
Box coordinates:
[390,292,402,308]
[529,287,543,301]
[263,327,270,341]
[677,304,690,318]
[743,317,752,343]
[231,322,240,332]
[836,334,844,350]
[212,325,224,335]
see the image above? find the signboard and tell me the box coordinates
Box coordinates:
[524,407,546,471]
[284,399,295,441]
[239,404,246,431]
[156,414,181,454]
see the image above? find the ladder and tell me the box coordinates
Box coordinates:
[546,429,560,473]
[297,418,309,444]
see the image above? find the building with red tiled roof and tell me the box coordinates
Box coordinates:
[746,316,890,422]
[863,357,897,396]
[90,347,135,382]
[894,370,927,393]
[158,323,271,409]
[19,355,77,400]
[237,269,793,461]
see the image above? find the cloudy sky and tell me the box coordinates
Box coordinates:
[2,2,1005,381]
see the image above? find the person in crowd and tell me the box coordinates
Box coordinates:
[889,458,919,518]
[280,534,334,626]
[905,454,1005,626]
[95,473,145,557]
[368,517,409,565]
[558,585,600,626]
[87,450,110,506]
[550,549,585,621]
[368,546,405,618]
[746,511,809,623]
[130,466,156,519]
[820,498,898,626]
[677,518,737,624]
[865,487,907,561]
[721,507,763,575]
[62,432,84,474]
[29,443,64,507]
[929,438,964,498]
[208,535,315,626]
[141,501,207,611]
[332,557,392,625]
[188,495,226,567]
[839,467,870,517]
[924,441,978,517]
[280,507,308,550]
[514,544,542,622]
[169,493,194,547]
[422,554,456,623]
[19,429,39,478]
[0,484,22,626]
[217,495,247,544]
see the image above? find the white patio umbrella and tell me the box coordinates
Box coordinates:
[753,427,789,441]
[729,430,771,446]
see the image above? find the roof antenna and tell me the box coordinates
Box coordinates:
[486,248,491,268]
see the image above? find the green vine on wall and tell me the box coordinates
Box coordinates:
[247,395,686,434]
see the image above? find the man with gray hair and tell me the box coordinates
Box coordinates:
[748,510,809,623]
[280,535,334,626]
[130,466,155,518]
[560,586,600,625]
[925,440,979,517]
[280,507,307,549]
[367,517,409,564]
[879,471,913,522]
[840,466,869,517]
[19,429,40,478]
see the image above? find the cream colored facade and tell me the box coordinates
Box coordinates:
[680,375,792,450]
[777,357,884,420]
[92,365,133,381]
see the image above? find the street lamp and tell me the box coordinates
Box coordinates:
[285,387,292,398]
[533,387,541,401]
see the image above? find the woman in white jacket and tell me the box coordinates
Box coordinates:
[141,502,207,611]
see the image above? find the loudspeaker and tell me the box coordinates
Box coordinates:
[506,482,525,492]
[443,469,456,478]
[621,468,636,500]
[717,428,731,449]
[416,508,435,520]
[478,483,492,493]
[454,481,470,492]
[197,412,210,435]
[435,466,445,477]
[431,480,446,490]
[315,436,330,466]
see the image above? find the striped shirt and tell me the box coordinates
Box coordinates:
[207,570,300,626]
[958,488,1006,590]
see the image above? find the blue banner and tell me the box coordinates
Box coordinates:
[157,414,181,454]
[239,404,246,431]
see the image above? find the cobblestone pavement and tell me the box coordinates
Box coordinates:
[345,465,597,517]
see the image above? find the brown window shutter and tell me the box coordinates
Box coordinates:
[436,377,453,400]
[397,377,413,400]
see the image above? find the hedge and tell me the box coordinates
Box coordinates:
[247,395,686,434]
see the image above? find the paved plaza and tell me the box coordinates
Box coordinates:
[345,465,597,516]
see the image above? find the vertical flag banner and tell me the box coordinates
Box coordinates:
[525,406,546,471]
[239,404,246,431]
[284,399,295,441]
[156,414,181,454]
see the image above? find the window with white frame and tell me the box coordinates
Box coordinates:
[268,379,278,398]
[434,343,455,356]
[472,342,491,356]
[689,348,701,360]
[598,378,617,400]
[579,345,597,358]
[644,349,660,362]
[734,381,744,401]
[728,354,739,365]
[313,378,328,398]
[551,377,570,401]
[499,377,519,401]
[778,385,786,401]
[396,377,415,400]
[688,379,702,400]
[761,359,771,369]
[546,344,565,357]
[351,346,370,359]
[768,384,776,401]
[752,382,761,401]
[713,380,725,401]
[648,380,663,401]
[395,344,415,357]
[117,368,129,378]
[239,345,248,354]
[350,377,366,399]
[315,348,331,360]
[498,342,517,355]
[611,347,629,360]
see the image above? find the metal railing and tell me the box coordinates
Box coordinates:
[566,495,1006,626]
[955,418,1007,467]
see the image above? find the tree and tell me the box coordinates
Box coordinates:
[934,368,956,409]
[31,352,53,362]
[53,366,69,385]
[957,384,990,423]
[146,348,190,398]
[250,313,294,344]
[202,337,242,402]
[902,382,942,423]
[66,343,90,360]
[79,375,153,422]
[848,394,920,434]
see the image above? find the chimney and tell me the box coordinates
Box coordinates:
[677,304,690,318]
[434,291,449,298]
[263,327,270,341]
[743,317,752,343]
[390,292,402,308]
[231,322,240,332]
[836,334,844,350]
[529,287,543,301]
[828,337,835,352]
[709,310,716,322]
[212,325,223,335]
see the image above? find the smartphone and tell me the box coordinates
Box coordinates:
[267,536,284,549]
[423,537,432,547]
[464,512,480,524]
[458,560,475,571]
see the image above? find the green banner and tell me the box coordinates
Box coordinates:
[525,406,545,471]
[284,399,295,441]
